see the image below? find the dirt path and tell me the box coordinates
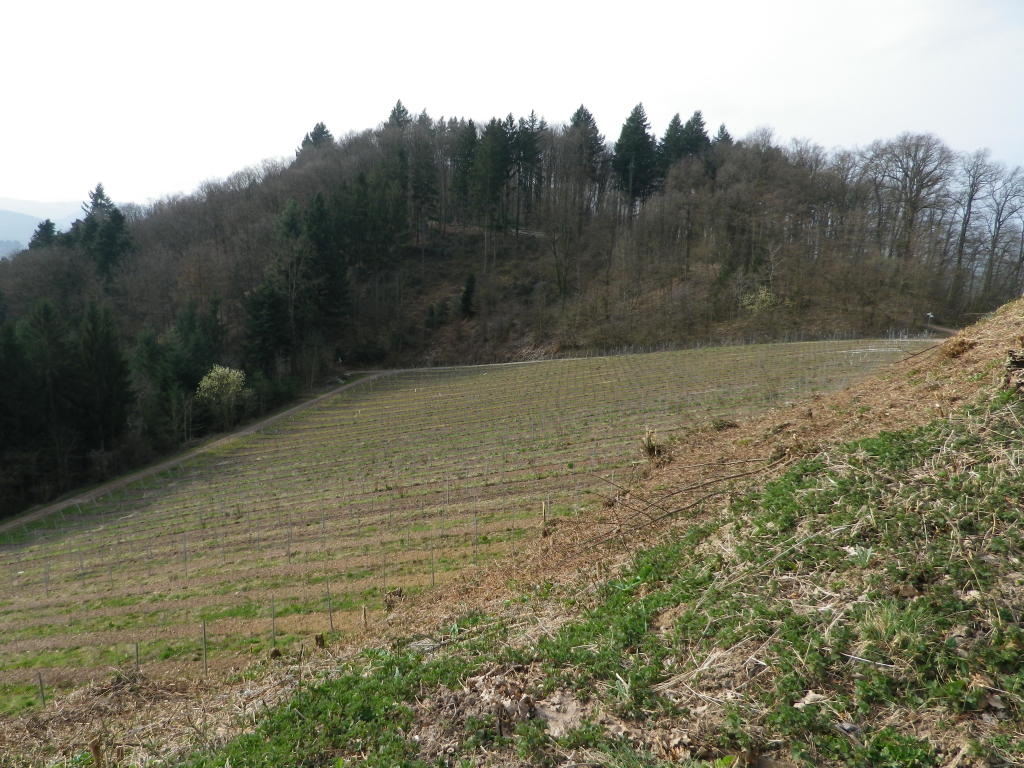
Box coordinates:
[0,373,387,536]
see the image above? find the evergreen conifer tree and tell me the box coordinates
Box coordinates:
[659,113,686,172]
[568,105,605,184]
[451,120,479,221]
[612,104,658,204]
[75,302,131,450]
[29,219,56,249]
[409,111,439,236]
[679,110,711,157]
[296,122,334,157]
[460,273,476,318]
[386,100,412,130]
[471,118,512,225]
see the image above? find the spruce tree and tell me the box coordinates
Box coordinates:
[568,105,605,184]
[451,120,478,221]
[29,219,56,249]
[20,300,73,482]
[75,302,131,450]
[409,110,438,235]
[386,100,412,130]
[306,192,350,321]
[659,113,686,172]
[245,280,290,376]
[296,122,334,157]
[78,184,131,281]
[83,183,115,218]
[471,118,512,225]
[679,110,711,157]
[460,273,476,318]
[612,103,658,204]
[513,111,544,229]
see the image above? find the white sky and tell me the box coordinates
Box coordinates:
[2,0,1022,206]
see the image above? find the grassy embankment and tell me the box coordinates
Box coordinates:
[172,386,1024,767]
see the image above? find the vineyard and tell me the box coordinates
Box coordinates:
[0,339,931,714]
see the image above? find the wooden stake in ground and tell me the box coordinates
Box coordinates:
[201,620,208,676]
[89,737,104,768]
[271,597,277,648]
[326,579,334,632]
[135,641,140,670]
[36,671,45,708]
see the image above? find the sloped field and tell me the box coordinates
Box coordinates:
[0,339,928,712]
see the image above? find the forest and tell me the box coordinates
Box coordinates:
[1,100,1022,519]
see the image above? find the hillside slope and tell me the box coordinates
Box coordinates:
[5,300,1024,766]
[170,391,1024,767]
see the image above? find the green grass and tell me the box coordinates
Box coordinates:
[164,390,1024,767]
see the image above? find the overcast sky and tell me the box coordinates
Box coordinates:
[3,0,1022,206]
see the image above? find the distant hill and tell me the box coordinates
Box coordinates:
[0,198,81,244]
[0,239,24,258]
[0,209,42,245]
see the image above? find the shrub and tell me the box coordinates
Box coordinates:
[195,365,246,431]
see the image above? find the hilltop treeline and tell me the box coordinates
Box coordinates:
[1,100,1022,518]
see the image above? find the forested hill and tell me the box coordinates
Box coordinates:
[1,100,1021,519]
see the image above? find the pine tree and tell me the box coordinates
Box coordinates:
[0,323,31,451]
[245,280,290,376]
[277,199,314,349]
[78,184,131,281]
[296,122,334,157]
[168,301,224,390]
[409,111,438,237]
[94,207,131,280]
[706,124,734,179]
[612,104,659,204]
[83,183,115,218]
[471,118,512,225]
[451,120,478,221]
[74,302,131,450]
[29,219,57,249]
[460,273,476,318]
[659,113,686,172]
[20,300,73,483]
[563,105,607,235]
[386,100,413,130]
[512,111,545,231]
[471,118,512,228]
[129,329,174,447]
[306,192,350,321]
[679,110,711,157]
[568,105,605,184]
